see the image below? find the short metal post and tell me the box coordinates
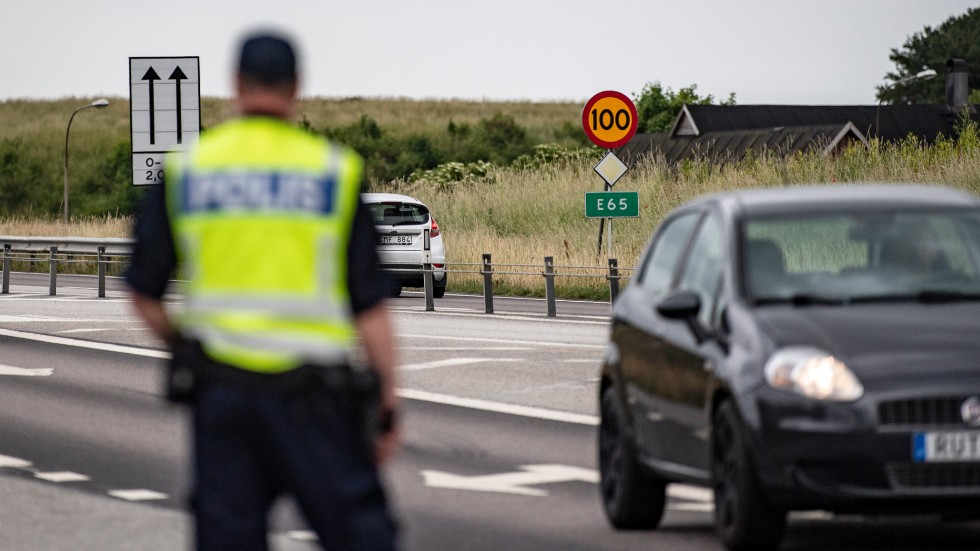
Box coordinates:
[608,258,620,305]
[98,246,106,298]
[481,253,494,314]
[544,256,556,318]
[48,246,58,296]
[423,229,434,311]
[2,244,10,294]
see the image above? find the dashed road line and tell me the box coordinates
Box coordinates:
[397,333,604,349]
[399,388,599,426]
[287,531,319,542]
[0,365,53,377]
[108,489,169,501]
[35,471,90,483]
[1,451,169,502]
[0,454,33,468]
[401,357,523,372]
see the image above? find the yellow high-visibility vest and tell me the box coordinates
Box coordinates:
[166,117,363,373]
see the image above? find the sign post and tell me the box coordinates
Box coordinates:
[582,91,638,259]
[129,57,201,186]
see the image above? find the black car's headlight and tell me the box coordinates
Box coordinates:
[764,347,864,401]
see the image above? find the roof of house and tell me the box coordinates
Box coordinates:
[617,103,980,164]
[672,104,978,143]
[617,122,867,164]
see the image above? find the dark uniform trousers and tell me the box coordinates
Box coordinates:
[190,358,398,551]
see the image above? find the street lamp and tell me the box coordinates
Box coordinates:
[63,98,109,225]
[875,69,938,138]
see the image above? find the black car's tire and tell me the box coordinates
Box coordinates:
[598,387,667,529]
[388,284,402,298]
[712,400,786,551]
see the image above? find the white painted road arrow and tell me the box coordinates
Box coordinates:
[422,464,599,497]
[0,365,53,377]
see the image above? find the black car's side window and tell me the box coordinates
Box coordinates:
[678,212,724,327]
[638,212,701,295]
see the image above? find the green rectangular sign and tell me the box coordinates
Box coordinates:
[585,191,639,218]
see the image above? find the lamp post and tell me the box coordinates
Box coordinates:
[875,69,937,138]
[63,98,109,225]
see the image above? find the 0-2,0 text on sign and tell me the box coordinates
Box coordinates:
[585,191,639,218]
[582,91,638,149]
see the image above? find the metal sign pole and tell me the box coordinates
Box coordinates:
[608,217,613,259]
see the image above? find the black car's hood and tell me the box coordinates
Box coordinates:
[752,303,980,383]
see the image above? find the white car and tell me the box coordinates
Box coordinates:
[362,192,447,298]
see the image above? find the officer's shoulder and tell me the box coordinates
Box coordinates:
[321,139,364,166]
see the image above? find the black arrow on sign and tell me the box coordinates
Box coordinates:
[141,67,161,145]
[169,66,187,144]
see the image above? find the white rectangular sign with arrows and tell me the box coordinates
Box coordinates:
[129,56,201,186]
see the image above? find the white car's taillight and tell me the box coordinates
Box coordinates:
[430,217,441,238]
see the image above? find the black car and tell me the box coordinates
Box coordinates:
[598,184,980,550]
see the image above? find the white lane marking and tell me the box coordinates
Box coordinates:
[35,471,91,483]
[669,502,714,512]
[423,464,600,497]
[397,333,604,349]
[0,328,169,359]
[0,297,130,303]
[401,358,522,372]
[0,454,33,469]
[108,489,168,501]
[391,308,608,325]
[668,484,713,503]
[0,365,53,377]
[0,315,54,322]
[1,328,598,425]
[0,315,130,322]
[397,388,598,426]
[399,346,533,351]
[56,328,127,334]
[287,531,319,542]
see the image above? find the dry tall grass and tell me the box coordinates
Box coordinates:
[3,97,978,299]
[378,132,980,296]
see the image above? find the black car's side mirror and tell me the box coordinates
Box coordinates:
[656,291,726,350]
[656,290,701,319]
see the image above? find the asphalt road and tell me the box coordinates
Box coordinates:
[1,277,978,550]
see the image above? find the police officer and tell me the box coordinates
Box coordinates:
[125,31,400,550]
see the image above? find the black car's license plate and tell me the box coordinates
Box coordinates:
[913,431,980,462]
[379,235,412,246]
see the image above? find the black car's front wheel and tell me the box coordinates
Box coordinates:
[598,386,666,529]
[712,400,786,551]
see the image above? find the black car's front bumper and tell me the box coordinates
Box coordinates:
[741,382,980,514]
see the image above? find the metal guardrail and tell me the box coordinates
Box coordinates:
[1,237,133,298]
[1,236,634,316]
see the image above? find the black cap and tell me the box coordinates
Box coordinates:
[237,32,297,85]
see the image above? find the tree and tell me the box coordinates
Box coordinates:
[633,82,735,133]
[878,8,980,104]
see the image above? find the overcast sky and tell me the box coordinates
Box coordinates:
[2,0,977,105]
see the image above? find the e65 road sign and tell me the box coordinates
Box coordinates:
[582,91,638,149]
[585,191,639,218]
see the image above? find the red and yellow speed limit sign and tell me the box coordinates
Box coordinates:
[582,91,638,148]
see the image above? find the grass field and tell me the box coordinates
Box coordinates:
[2,97,979,299]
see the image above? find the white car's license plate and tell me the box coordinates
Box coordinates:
[379,235,412,246]
[913,431,980,462]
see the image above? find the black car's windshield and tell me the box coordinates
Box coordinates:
[742,208,980,304]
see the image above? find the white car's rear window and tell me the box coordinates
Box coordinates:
[368,202,430,226]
